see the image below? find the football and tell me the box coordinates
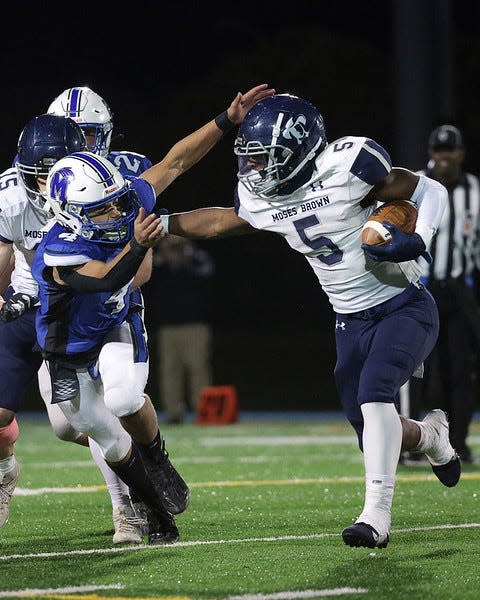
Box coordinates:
[361,200,418,246]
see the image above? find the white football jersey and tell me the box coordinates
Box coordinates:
[0,167,51,296]
[235,136,421,313]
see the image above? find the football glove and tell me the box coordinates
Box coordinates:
[361,221,432,264]
[0,293,38,322]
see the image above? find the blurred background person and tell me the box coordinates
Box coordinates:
[144,236,215,424]
[401,124,480,464]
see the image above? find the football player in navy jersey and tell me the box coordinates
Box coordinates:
[30,83,275,543]
[161,93,461,549]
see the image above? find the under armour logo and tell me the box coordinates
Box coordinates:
[283,115,309,144]
[335,321,346,330]
[49,166,74,203]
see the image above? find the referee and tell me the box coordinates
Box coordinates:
[402,124,480,464]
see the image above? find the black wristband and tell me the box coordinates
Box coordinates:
[130,236,149,258]
[214,110,235,134]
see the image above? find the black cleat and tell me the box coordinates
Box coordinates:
[135,438,189,515]
[430,454,461,487]
[147,508,180,544]
[342,522,389,548]
[133,501,179,544]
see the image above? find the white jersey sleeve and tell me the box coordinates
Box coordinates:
[0,167,51,296]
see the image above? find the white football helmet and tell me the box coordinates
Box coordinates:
[47,87,114,157]
[46,152,140,244]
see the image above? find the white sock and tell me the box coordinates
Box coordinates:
[89,438,131,508]
[356,402,402,534]
[0,455,16,474]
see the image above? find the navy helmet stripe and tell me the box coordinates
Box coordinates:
[68,88,81,118]
[70,153,116,187]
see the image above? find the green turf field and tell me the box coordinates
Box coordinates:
[1,415,479,600]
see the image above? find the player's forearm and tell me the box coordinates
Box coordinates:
[142,121,224,197]
[0,244,14,296]
[168,208,250,239]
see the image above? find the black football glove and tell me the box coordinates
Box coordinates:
[0,293,39,322]
[362,221,432,263]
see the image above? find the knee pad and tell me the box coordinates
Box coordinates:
[100,342,147,417]
[0,417,19,447]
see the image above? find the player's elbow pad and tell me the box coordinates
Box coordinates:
[58,244,148,293]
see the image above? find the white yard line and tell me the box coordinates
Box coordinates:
[0,584,123,597]
[1,523,479,562]
[226,589,369,599]
[14,471,480,497]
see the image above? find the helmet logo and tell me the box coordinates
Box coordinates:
[282,115,309,144]
[50,167,74,202]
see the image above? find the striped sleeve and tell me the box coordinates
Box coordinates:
[350,139,392,186]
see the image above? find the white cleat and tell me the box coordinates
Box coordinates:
[423,409,461,487]
[112,505,144,544]
[0,459,20,528]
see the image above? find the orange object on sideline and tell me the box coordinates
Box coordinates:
[196,385,239,424]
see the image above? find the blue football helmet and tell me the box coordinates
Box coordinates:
[234,94,327,197]
[47,152,140,244]
[17,114,86,211]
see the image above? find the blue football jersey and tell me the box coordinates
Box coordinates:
[32,225,130,356]
[107,150,152,178]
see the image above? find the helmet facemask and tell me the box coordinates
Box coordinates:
[76,186,140,243]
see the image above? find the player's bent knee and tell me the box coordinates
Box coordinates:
[51,421,82,443]
[0,417,19,446]
[104,389,146,418]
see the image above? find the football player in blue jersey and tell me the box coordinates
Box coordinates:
[4,89,156,544]
[160,93,461,549]
[0,83,274,542]
[47,86,159,543]
[30,83,275,543]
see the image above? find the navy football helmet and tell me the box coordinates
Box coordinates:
[234,94,327,197]
[17,114,86,211]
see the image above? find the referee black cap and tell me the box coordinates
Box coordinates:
[429,124,464,151]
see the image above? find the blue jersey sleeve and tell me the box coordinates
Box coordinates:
[130,177,156,212]
[350,139,392,186]
[108,150,153,177]
[41,225,103,267]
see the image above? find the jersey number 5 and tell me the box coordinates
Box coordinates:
[293,215,343,265]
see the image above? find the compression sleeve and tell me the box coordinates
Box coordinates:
[410,175,448,248]
[57,239,148,293]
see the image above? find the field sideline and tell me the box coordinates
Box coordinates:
[1,413,479,600]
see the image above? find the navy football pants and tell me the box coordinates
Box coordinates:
[334,284,439,449]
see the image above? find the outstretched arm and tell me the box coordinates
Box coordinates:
[141,84,275,197]
[168,207,256,239]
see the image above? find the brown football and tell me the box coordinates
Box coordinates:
[361,200,418,246]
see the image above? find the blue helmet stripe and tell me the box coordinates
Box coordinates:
[71,152,116,187]
[68,88,81,117]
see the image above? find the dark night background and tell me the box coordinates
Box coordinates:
[2,1,479,412]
